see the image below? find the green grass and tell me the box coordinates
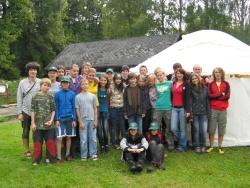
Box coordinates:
[0,121,249,188]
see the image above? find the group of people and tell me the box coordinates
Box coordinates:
[16,61,230,173]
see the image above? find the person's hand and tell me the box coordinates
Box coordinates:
[31,123,36,132]
[128,148,136,153]
[185,113,190,118]
[124,114,128,119]
[79,121,84,129]
[142,113,145,118]
[17,114,23,121]
[72,121,76,128]
[136,148,144,153]
[55,121,60,128]
[45,120,52,127]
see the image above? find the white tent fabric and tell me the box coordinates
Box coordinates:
[130,30,250,75]
[131,30,250,146]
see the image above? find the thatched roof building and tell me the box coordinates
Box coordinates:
[48,34,179,71]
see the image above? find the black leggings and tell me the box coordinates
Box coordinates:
[22,112,31,139]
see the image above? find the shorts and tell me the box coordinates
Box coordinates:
[208,110,227,136]
[56,118,76,137]
[22,112,31,139]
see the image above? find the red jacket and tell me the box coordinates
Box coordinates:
[208,80,230,111]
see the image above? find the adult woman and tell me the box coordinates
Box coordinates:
[171,68,190,152]
[207,67,230,154]
[190,74,210,153]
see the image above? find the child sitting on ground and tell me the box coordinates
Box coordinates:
[120,122,148,173]
[146,121,165,172]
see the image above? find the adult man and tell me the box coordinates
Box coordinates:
[17,62,41,159]
[121,65,129,88]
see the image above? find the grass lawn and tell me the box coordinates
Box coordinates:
[0,121,249,188]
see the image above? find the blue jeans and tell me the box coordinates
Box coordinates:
[97,111,109,147]
[109,107,125,145]
[79,119,97,158]
[128,114,142,133]
[193,114,208,147]
[171,107,187,150]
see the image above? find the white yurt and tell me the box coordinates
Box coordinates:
[131,30,250,146]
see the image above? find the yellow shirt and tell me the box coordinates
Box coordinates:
[88,81,99,106]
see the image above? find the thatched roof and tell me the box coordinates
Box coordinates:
[48,34,179,71]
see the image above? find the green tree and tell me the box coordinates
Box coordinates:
[14,0,67,75]
[64,0,103,43]
[102,0,154,38]
[0,0,33,79]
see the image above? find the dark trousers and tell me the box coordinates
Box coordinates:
[147,140,164,165]
[22,112,31,139]
[124,151,146,162]
[33,128,56,163]
[143,108,152,136]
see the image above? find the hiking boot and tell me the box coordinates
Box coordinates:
[218,148,225,154]
[128,160,137,172]
[56,159,61,165]
[24,151,32,159]
[135,160,144,172]
[206,147,214,153]
[147,163,155,173]
[104,145,109,153]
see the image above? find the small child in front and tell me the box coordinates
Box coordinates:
[146,121,165,172]
[75,79,98,161]
[31,78,56,165]
[120,122,148,173]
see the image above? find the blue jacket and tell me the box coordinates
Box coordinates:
[55,89,76,121]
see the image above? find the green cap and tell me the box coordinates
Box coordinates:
[106,68,114,73]
[128,122,138,130]
[149,121,159,130]
[60,76,71,83]
[48,66,58,72]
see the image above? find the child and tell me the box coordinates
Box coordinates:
[17,62,41,159]
[154,68,175,151]
[97,74,109,153]
[190,74,210,153]
[81,62,92,79]
[124,72,145,134]
[57,65,65,81]
[109,73,125,148]
[146,121,165,172]
[31,78,56,165]
[47,66,60,96]
[147,74,157,121]
[75,79,98,160]
[69,64,82,95]
[120,122,148,173]
[55,76,76,164]
[137,75,151,135]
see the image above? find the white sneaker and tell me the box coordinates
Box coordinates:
[92,155,98,161]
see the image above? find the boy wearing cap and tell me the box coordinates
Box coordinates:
[17,61,41,159]
[48,66,60,96]
[124,72,146,134]
[146,121,165,172]
[106,68,114,84]
[120,122,148,173]
[55,76,77,163]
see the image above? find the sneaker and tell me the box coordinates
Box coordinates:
[92,155,98,161]
[195,147,201,153]
[218,148,225,154]
[65,155,73,161]
[32,162,38,166]
[147,163,155,173]
[201,147,206,153]
[45,158,50,164]
[158,162,166,170]
[206,147,214,153]
[81,157,87,161]
[24,151,32,159]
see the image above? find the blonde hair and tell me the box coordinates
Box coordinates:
[154,67,165,75]
[212,67,225,80]
[80,79,89,85]
[40,78,51,87]
[88,68,96,74]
